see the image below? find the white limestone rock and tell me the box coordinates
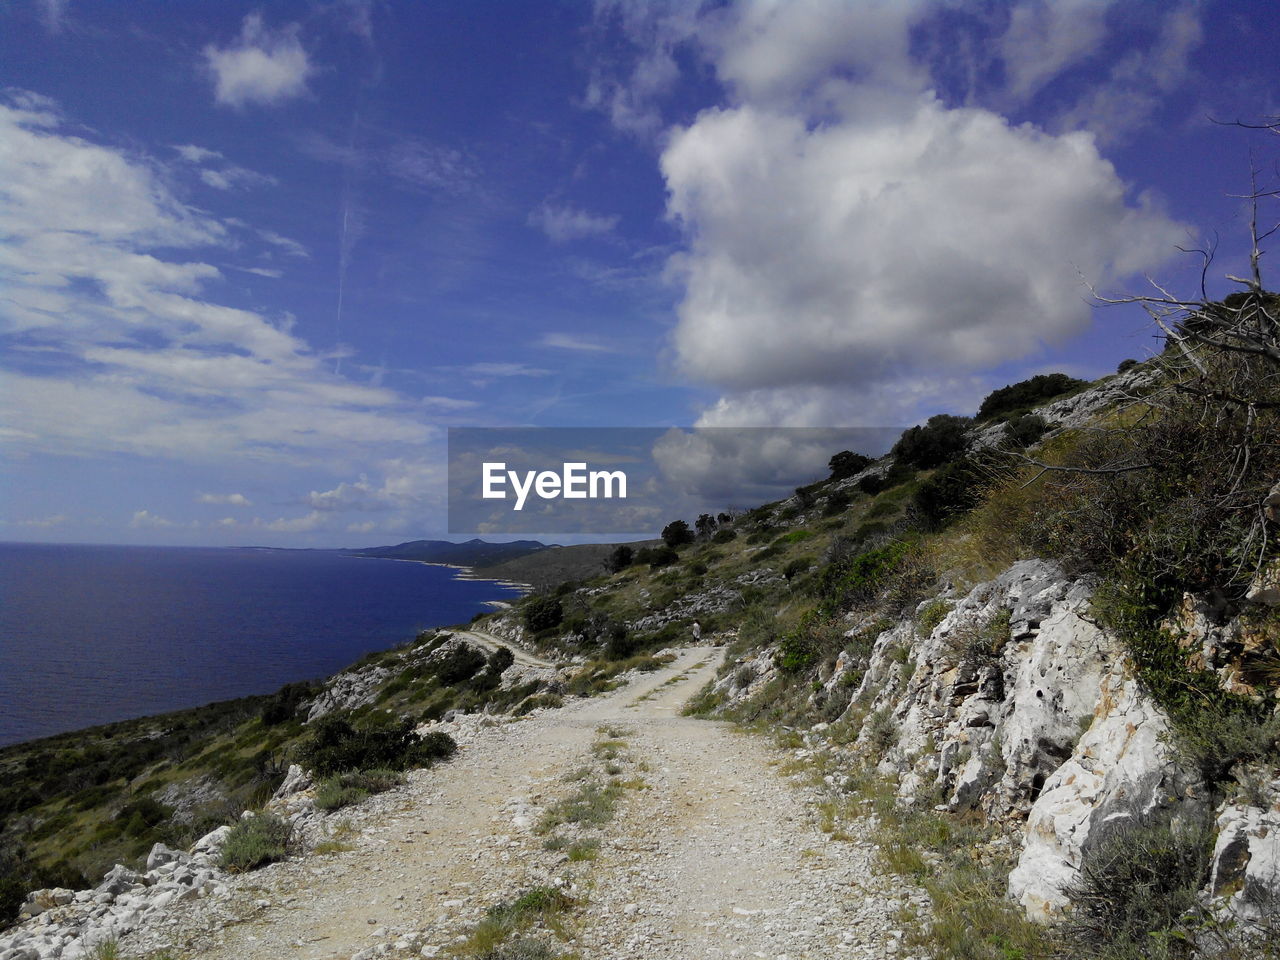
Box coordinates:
[1008,662,1199,919]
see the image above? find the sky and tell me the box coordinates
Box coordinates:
[1,0,1278,547]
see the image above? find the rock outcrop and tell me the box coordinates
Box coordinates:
[1,827,232,960]
[705,557,1280,927]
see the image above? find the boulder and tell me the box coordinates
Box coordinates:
[1209,771,1280,921]
[1008,661,1202,919]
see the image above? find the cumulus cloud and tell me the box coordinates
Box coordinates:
[528,203,619,243]
[198,492,252,506]
[204,13,313,109]
[663,99,1182,400]
[587,0,1195,425]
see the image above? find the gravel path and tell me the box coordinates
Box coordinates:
[147,647,918,960]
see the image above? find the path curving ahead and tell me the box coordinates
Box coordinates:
[158,648,909,960]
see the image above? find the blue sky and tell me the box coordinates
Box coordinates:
[1,0,1277,546]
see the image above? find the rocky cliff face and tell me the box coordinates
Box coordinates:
[706,558,1280,928]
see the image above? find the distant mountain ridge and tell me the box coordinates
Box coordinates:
[343,538,551,568]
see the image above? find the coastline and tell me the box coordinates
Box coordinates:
[349,554,532,596]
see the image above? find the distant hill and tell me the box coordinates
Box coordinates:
[474,540,660,589]
[344,538,550,568]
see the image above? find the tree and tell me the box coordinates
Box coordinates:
[522,594,563,633]
[603,544,633,574]
[828,450,872,479]
[891,415,972,469]
[695,513,717,540]
[661,519,695,548]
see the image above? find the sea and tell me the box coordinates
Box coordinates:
[0,542,525,748]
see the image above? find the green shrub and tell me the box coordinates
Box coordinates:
[603,545,634,573]
[661,519,694,548]
[314,769,404,811]
[911,458,988,530]
[117,796,172,837]
[816,539,913,616]
[829,450,874,479]
[712,528,737,543]
[298,713,456,776]
[260,681,313,726]
[775,529,814,545]
[823,490,852,516]
[976,372,1087,422]
[916,599,951,635]
[219,813,291,872]
[635,545,679,569]
[1004,412,1050,448]
[522,595,563,633]
[892,415,972,469]
[1064,811,1213,959]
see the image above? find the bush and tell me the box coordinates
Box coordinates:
[661,520,694,548]
[314,769,403,811]
[117,796,172,837]
[976,372,1087,422]
[712,527,737,543]
[298,713,456,776]
[1004,412,1049,448]
[635,545,678,569]
[891,415,972,469]
[260,681,312,727]
[829,450,873,479]
[522,595,563,633]
[911,457,988,530]
[1064,811,1213,958]
[1117,358,1139,374]
[434,644,488,685]
[603,545,634,573]
[815,539,913,616]
[823,490,852,516]
[219,813,292,872]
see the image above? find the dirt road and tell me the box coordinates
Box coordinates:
[174,647,909,960]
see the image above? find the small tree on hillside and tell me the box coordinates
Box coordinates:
[695,513,718,540]
[661,519,695,548]
[603,544,634,574]
[828,450,873,479]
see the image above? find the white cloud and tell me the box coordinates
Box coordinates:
[239,266,284,279]
[595,2,1193,426]
[38,0,68,33]
[999,0,1115,103]
[16,513,68,528]
[538,332,615,353]
[259,229,309,258]
[307,478,387,512]
[262,510,326,533]
[0,93,431,468]
[174,144,223,164]
[199,165,277,191]
[462,362,553,378]
[346,520,376,534]
[198,492,252,506]
[663,99,1182,405]
[386,140,477,194]
[204,13,313,109]
[1054,6,1203,145]
[130,509,174,529]
[528,203,619,243]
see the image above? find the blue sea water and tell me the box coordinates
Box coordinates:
[0,543,524,747]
